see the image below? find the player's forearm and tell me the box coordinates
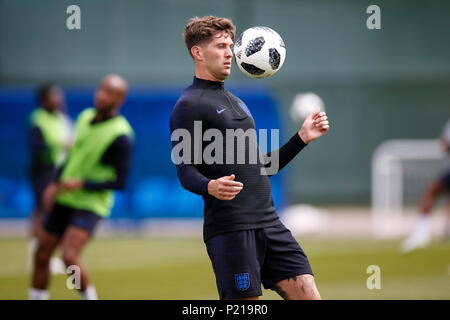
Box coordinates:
[59,176,127,192]
[177,165,210,195]
[263,132,307,174]
[83,179,127,191]
[83,162,130,191]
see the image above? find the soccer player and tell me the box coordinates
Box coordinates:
[402,119,450,252]
[28,85,73,274]
[29,74,134,300]
[170,16,330,300]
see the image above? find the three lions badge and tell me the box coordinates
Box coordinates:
[234,273,250,291]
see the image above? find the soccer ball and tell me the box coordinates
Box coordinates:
[233,26,286,79]
[290,93,325,123]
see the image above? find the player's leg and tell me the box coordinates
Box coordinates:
[61,226,91,291]
[30,208,44,239]
[262,224,321,300]
[28,175,46,269]
[438,172,450,238]
[272,274,321,300]
[444,199,450,239]
[29,206,66,275]
[28,208,43,269]
[29,176,66,274]
[30,229,60,299]
[61,210,101,299]
[402,177,447,252]
[419,180,445,214]
[205,229,263,300]
[30,202,73,299]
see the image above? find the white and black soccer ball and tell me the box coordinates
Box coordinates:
[233,26,286,79]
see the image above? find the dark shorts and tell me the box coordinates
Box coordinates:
[205,223,313,299]
[43,202,102,236]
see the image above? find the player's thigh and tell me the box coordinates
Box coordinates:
[42,203,72,237]
[61,210,100,255]
[61,226,91,258]
[37,203,66,254]
[260,225,315,294]
[205,230,263,300]
[36,230,60,260]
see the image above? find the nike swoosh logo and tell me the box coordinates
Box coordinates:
[216,108,226,114]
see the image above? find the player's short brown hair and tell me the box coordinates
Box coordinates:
[183,16,235,57]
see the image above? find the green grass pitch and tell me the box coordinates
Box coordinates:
[0,237,449,299]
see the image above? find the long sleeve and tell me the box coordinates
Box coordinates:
[170,100,210,195]
[83,135,133,191]
[264,132,307,176]
[177,165,210,195]
[30,126,52,166]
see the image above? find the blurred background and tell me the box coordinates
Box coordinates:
[0,0,449,299]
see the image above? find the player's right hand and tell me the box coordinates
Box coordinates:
[42,182,60,213]
[208,174,243,200]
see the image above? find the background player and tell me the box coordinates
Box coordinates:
[29,74,134,300]
[170,16,330,300]
[28,85,73,274]
[402,119,450,252]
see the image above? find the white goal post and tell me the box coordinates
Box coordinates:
[371,139,447,238]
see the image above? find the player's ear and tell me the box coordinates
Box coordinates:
[191,45,203,62]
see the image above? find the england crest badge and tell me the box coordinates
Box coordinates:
[234,273,250,291]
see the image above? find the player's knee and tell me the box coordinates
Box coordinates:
[62,250,78,266]
[35,245,52,266]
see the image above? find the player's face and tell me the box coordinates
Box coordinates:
[94,80,120,111]
[202,32,234,81]
[44,87,65,112]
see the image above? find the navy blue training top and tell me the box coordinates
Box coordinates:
[170,77,307,242]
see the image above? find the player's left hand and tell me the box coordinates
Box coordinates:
[298,108,329,144]
[60,179,84,191]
